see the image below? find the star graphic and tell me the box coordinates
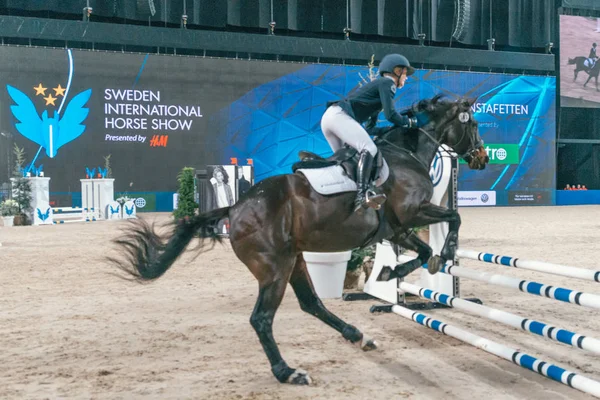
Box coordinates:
[53,84,66,97]
[43,94,57,106]
[33,83,47,96]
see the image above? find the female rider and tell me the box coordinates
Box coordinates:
[320,53,418,212]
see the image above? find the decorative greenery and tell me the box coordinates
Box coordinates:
[173,167,198,220]
[347,245,376,271]
[0,199,19,216]
[103,154,113,178]
[11,144,32,223]
[12,143,26,178]
[115,196,134,206]
[358,54,377,86]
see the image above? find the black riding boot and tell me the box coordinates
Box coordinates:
[354,150,387,212]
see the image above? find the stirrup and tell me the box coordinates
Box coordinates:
[365,189,387,210]
[354,190,386,212]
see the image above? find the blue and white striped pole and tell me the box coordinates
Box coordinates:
[393,306,600,398]
[398,281,600,354]
[457,249,600,283]
[435,264,600,310]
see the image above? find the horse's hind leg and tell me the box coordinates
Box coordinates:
[246,253,312,385]
[289,254,377,351]
[584,74,593,87]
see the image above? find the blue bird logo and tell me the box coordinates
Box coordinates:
[6,85,92,158]
[37,207,51,222]
[109,204,119,215]
[125,205,134,216]
[86,167,96,179]
[32,164,44,176]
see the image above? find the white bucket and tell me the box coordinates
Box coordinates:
[2,216,14,227]
[303,251,352,299]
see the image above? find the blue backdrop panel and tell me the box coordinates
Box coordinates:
[212,65,556,206]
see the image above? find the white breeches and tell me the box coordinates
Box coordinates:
[320,105,378,157]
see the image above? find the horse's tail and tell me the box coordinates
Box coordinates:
[568,57,576,65]
[109,207,230,281]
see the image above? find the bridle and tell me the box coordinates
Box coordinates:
[375,103,483,171]
[416,110,483,162]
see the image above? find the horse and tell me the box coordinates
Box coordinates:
[109,94,489,385]
[568,56,600,91]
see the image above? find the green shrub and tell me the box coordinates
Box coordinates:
[173,167,198,219]
[347,245,376,271]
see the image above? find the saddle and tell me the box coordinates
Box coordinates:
[585,57,598,69]
[292,147,359,181]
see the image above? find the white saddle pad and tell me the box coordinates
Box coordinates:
[585,58,596,68]
[297,159,389,195]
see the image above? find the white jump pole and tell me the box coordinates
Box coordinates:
[393,306,600,399]
[398,281,600,354]
[437,264,600,310]
[457,249,600,283]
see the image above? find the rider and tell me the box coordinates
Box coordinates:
[589,42,598,60]
[320,53,418,212]
[587,43,598,70]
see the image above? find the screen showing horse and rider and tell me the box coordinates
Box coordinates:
[560,15,600,107]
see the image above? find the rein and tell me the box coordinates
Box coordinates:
[376,109,482,169]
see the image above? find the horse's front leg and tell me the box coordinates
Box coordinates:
[404,202,461,275]
[376,230,433,281]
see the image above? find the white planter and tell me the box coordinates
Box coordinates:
[303,251,352,299]
[2,216,14,227]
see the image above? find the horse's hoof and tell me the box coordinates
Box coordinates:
[427,255,443,275]
[287,369,312,385]
[361,336,378,351]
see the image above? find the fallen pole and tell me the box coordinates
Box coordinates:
[393,305,600,399]
[398,281,600,354]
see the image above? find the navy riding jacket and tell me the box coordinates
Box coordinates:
[328,76,410,129]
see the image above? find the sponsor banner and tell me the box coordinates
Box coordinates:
[457,191,496,207]
[508,191,549,205]
[459,144,520,165]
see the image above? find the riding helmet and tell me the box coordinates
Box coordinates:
[378,53,415,76]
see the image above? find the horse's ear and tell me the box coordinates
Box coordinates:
[463,97,477,107]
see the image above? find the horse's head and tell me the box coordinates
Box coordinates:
[412,95,489,170]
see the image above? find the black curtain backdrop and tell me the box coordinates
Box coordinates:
[0,0,558,49]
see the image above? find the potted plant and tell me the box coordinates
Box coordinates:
[0,199,19,226]
[344,245,376,289]
[304,250,353,299]
[103,154,113,178]
[173,167,198,220]
[10,144,32,226]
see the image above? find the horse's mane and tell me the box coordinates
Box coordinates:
[404,93,453,116]
[377,94,455,152]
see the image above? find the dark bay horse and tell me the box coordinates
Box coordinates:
[110,95,489,385]
[568,56,600,91]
